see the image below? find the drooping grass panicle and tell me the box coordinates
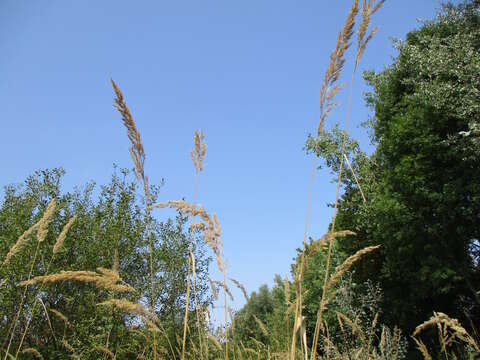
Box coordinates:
[307,230,356,259]
[111,79,146,183]
[413,311,480,352]
[208,276,219,301]
[214,279,234,302]
[229,277,249,302]
[150,200,224,270]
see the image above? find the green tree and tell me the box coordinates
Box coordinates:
[0,167,211,359]
[307,0,480,349]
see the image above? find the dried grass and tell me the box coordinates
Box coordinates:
[2,198,56,266]
[253,315,269,337]
[18,268,133,293]
[96,345,116,359]
[191,130,207,173]
[21,348,43,359]
[229,277,249,302]
[52,215,77,255]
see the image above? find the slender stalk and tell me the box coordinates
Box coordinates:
[290,157,316,360]
[310,65,357,360]
[343,154,366,203]
[3,242,41,360]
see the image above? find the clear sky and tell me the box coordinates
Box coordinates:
[0,0,463,320]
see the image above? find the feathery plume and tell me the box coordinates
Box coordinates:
[18,269,133,293]
[3,198,57,266]
[253,315,269,337]
[317,0,359,134]
[52,215,77,255]
[2,222,39,266]
[111,80,146,183]
[98,298,152,318]
[355,0,385,68]
[328,245,380,290]
[36,199,57,243]
[191,130,207,173]
[229,277,249,302]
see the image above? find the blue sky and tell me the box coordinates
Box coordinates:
[0,0,461,320]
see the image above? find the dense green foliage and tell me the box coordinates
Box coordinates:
[0,167,211,358]
[309,0,480,352]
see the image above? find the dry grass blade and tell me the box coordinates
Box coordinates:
[50,309,69,324]
[307,230,356,258]
[21,348,43,359]
[96,345,116,359]
[52,215,77,255]
[62,339,76,356]
[327,245,380,290]
[412,337,432,360]
[230,277,249,302]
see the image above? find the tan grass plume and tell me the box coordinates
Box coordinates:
[52,215,77,255]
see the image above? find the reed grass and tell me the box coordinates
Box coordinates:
[3,2,476,359]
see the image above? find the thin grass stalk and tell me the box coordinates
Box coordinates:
[111,80,158,359]
[3,241,41,360]
[309,0,390,356]
[15,215,77,356]
[343,154,366,203]
[310,53,357,360]
[223,261,229,360]
[182,130,206,360]
[290,157,317,360]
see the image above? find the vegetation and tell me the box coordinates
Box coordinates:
[1,1,480,359]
